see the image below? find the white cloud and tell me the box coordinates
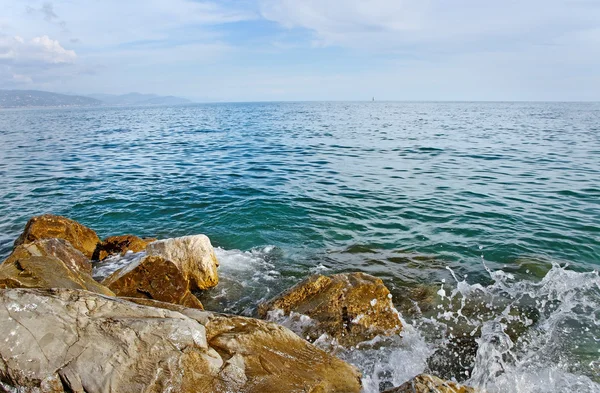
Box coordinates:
[1,0,599,99]
[0,35,76,65]
[0,35,76,87]
[0,0,254,90]
[260,0,426,44]
[0,0,256,47]
[259,0,600,50]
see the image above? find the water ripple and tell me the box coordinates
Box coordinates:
[0,102,598,281]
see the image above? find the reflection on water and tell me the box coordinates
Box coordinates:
[3,102,600,391]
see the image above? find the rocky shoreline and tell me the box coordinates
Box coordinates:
[0,214,476,393]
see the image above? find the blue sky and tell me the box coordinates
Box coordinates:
[1,0,599,101]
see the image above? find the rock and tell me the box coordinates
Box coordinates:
[146,235,219,290]
[0,288,220,393]
[395,284,438,316]
[14,214,100,259]
[258,272,402,347]
[4,238,92,275]
[427,334,479,383]
[119,297,362,393]
[0,288,362,393]
[205,313,362,393]
[102,255,203,309]
[0,254,113,296]
[93,234,156,261]
[383,374,476,393]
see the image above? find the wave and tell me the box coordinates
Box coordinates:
[265,260,600,392]
[92,246,600,392]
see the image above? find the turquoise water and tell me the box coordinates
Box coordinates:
[1,102,598,273]
[1,102,599,391]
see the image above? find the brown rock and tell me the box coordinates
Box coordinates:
[395,284,438,316]
[258,272,402,347]
[205,314,362,393]
[93,234,155,261]
[102,255,203,309]
[0,255,113,296]
[383,374,477,393]
[4,238,92,275]
[146,235,219,290]
[121,296,204,314]
[14,214,100,259]
[121,297,362,393]
[0,288,362,393]
[181,291,205,309]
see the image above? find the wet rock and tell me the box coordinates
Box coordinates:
[258,272,402,347]
[427,334,478,382]
[0,288,362,393]
[102,255,203,309]
[205,313,362,393]
[146,235,219,290]
[122,297,362,393]
[4,238,92,275]
[14,214,100,259]
[93,234,156,261]
[0,254,113,296]
[395,284,438,316]
[383,374,476,393]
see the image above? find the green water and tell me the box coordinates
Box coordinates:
[1,102,598,277]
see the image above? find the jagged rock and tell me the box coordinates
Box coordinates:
[14,214,100,259]
[205,313,361,393]
[102,255,203,309]
[258,272,402,347]
[383,374,476,393]
[4,238,92,275]
[113,297,363,393]
[146,235,219,290]
[0,288,220,393]
[93,234,156,261]
[0,254,113,296]
[0,288,362,393]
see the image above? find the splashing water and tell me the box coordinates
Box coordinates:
[461,263,600,393]
[92,250,147,281]
[264,261,600,393]
[404,263,600,393]
[198,246,300,315]
[93,245,302,316]
[92,245,600,393]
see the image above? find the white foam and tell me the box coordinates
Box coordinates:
[92,251,146,281]
[92,245,600,393]
[439,263,600,393]
[260,262,600,393]
[263,303,431,393]
[204,246,296,315]
[342,320,432,393]
[266,309,318,336]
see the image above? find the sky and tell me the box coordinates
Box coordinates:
[1,0,600,102]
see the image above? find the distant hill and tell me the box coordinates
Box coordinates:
[0,90,193,108]
[0,90,102,108]
[87,92,192,106]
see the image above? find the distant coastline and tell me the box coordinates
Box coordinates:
[0,89,192,109]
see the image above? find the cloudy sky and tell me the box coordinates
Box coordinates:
[1,0,599,101]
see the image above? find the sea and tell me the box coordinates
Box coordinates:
[0,102,599,392]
